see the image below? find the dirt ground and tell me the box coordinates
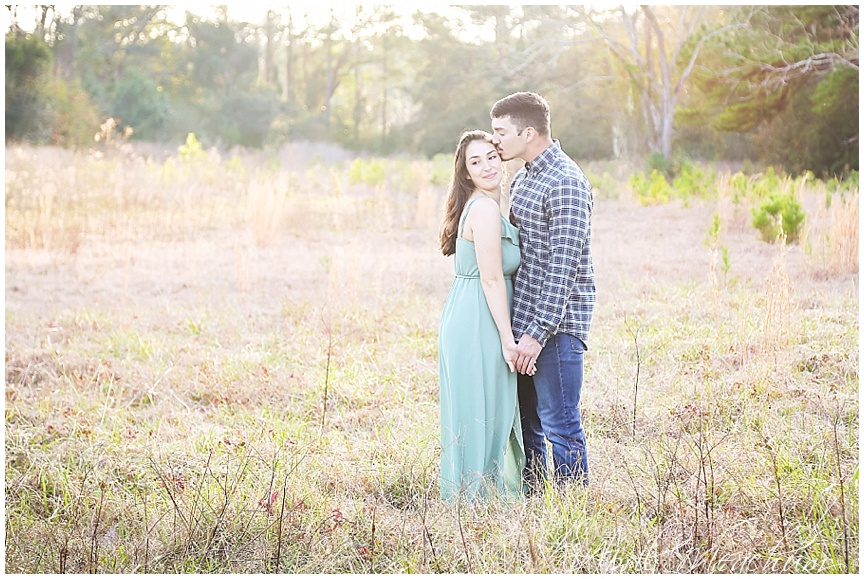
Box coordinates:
[5,196,856,321]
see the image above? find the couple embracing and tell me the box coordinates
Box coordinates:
[438,92,595,501]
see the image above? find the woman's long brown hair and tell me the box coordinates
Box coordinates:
[438,130,494,256]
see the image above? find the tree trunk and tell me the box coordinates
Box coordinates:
[325,29,332,129]
[285,13,294,104]
[381,36,388,149]
[54,6,81,80]
[301,41,308,110]
[353,51,361,143]
[264,9,276,85]
[644,7,674,158]
[589,6,712,159]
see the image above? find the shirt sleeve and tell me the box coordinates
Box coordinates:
[524,174,592,346]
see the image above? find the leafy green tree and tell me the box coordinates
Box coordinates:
[540,27,627,160]
[43,6,179,141]
[6,2,855,167]
[219,88,281,147]
[109,68,171,139]
[698,5,858,174]
[44,75,101,146]
[166,10,279,146]
[5,33,53,140]
[182,11,259,97]
[570,6,744,160]
[468,5,624,160]
[404,11,508,156]
[71,7,166,94]
[749,67,858,175]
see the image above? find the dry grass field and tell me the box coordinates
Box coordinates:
[4,142,859,573]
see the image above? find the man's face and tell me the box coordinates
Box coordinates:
[491,116,527,162]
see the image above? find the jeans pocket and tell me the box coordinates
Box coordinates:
[569,335,586,353]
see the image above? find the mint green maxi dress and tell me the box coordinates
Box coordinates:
[438,198,526,501]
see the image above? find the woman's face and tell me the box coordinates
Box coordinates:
[464,139,502,192]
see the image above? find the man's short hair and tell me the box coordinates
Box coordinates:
[490,92,550,137]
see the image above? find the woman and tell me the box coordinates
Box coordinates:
[438,130,528,501]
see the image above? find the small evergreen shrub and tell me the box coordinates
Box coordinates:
[648,151,672,176]
[430,153,452,187]
[729,171,751,200]
[588,171,620,200]
[752,193,806,243]
[629,170,673,205]
[750,166,784,199]
[840,170,859,193]
[348,158,386,186]
[178,133,205,163]
[673,162,715,201]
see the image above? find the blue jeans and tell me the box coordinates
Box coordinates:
[518,333,588,489]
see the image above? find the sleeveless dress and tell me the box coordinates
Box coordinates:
[438,198,526,501]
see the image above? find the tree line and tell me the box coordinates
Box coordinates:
[5,5,859,175]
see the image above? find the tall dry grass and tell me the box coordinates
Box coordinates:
[828,193,859,274]
[761,242,794,353]
[5,144,859,573]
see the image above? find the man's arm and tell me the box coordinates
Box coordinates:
[523,174,592,346]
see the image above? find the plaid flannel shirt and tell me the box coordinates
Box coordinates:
[509,140,596,348]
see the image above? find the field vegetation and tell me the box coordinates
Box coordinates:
[5,141,858,573]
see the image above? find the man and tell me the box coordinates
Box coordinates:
[490,91,595,490]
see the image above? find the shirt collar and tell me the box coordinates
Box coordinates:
[524,139,561,175]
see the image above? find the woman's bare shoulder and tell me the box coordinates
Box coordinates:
[467,196,501,221]
[465,197,502,237]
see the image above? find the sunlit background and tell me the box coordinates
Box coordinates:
[4,5,858,574]
[5,4,857,174]
[4,3,495,41]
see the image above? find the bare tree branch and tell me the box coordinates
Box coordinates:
[675,21,749,96]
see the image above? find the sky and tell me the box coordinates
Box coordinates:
[3,3,501,42]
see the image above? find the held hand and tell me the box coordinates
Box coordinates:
[502,341,518,373]
[516,333,542,375]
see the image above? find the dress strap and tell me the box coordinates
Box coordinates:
[458,197,484,237]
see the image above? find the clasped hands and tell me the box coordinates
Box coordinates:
[502,333,541,376]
